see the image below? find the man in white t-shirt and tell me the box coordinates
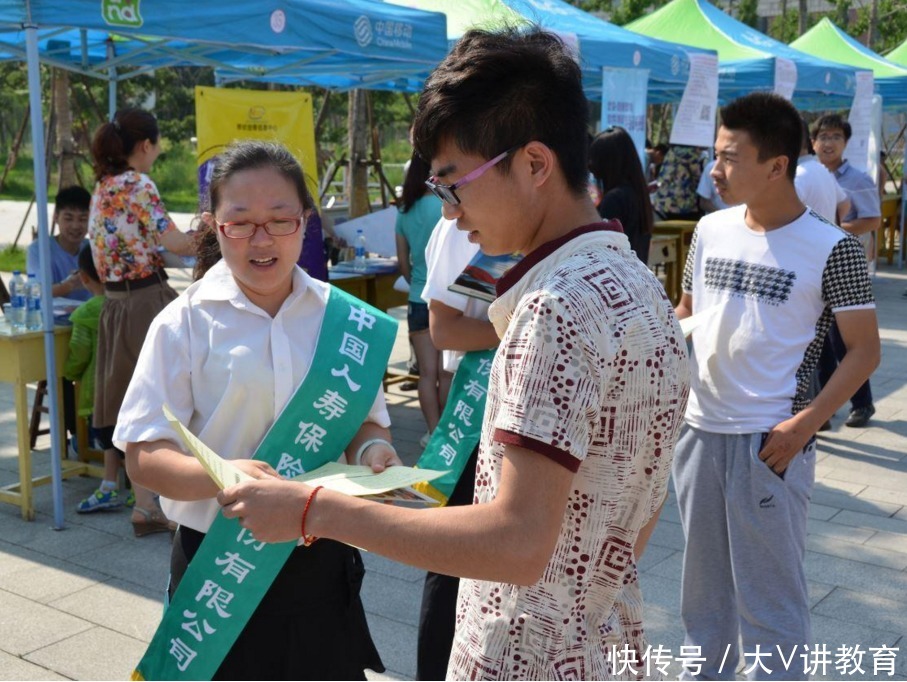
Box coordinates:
[415,218,498,680]
[674,93,879,680]
[794,118,849,225]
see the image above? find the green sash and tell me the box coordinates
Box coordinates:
[414,349,495,505]
[132,287,396,681]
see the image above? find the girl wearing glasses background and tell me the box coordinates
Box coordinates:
[115,140,396,680]
[87,108,197,535]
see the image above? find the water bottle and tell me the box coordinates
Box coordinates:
[8,270,26,330]
[25,273,41,331]
[354,229,367,272]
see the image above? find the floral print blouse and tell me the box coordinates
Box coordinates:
[88,170,176,283]
[652,145,703,218]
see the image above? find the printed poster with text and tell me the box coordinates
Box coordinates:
[601,67,650,169]
[669,53,719,149]
[195,86,318,209]
[844,72,876,176]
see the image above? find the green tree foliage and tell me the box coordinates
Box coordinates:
[850,0,907,52]
[768,10,806,42]
[574,0,670,26]
[736,0,760,27]
[132,67,214,143]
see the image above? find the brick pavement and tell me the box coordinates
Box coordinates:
[0,263,905,680]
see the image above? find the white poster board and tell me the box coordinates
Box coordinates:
[670,53,719,148]
[866,94,882,187]
[773,57,797,100]
[600,67,650,165]
[844,71,875,174]
[333,207,398,258]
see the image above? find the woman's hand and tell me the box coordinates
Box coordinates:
[232,459,281,480]
[361,442,403,472]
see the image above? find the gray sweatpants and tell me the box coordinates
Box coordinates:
[673,426,816,681]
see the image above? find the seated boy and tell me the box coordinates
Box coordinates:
[26,186,92,301]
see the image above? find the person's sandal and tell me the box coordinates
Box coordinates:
[132,507,177,537]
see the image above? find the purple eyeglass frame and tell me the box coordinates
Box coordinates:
[425,145,522,206]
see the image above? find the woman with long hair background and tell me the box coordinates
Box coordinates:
[589,126,654,264]
[395,152,450,444]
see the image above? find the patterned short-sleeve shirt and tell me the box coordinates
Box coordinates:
[88,170,176,283]
[447,225,690,680]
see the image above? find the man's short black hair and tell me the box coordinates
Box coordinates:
[811,113,852,142]
[55,186,91,213]
[719,93,800,181]
[412,26,590,195]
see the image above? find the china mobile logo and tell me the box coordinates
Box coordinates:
[354,16,373,48]
[102,0,143,28]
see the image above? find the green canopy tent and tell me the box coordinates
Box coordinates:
[791,18,907,108]
[626,0,859,109]
[887,37,907,67]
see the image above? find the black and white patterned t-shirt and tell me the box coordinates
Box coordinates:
[681,204,873,433]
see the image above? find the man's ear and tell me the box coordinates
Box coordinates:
[768,154,789,182]
[522,141,555,189]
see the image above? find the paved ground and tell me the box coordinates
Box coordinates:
[2,204,907,679]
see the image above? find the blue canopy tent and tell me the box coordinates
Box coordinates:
[0,1,449,114]
[501,0,715,103]
[217,0,718,103]
[627,0,861,110]
[0,0,448,528]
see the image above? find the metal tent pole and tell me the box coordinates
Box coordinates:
[25,18,66,529]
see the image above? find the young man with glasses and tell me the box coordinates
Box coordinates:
[812,114,881,428]
[219,27,689,679]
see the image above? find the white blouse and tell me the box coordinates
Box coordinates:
[115,259,391,532]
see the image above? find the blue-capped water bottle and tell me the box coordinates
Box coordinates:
[354,229,367,272]
[25,273,42,331]
[8,270,26,330]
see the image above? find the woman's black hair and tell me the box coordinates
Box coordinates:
[90,107,159,181]
[588,126,653,236]
[400,152,431,213]
[194,140,314,280]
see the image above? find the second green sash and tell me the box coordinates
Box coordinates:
[132,287,396,681]
[414,349,495,505]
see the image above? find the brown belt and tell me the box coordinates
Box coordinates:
[104,270,168,292]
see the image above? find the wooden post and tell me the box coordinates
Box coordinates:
[54,69,77,190]
[348,89,370,218]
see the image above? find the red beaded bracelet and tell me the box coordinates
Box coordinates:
[300,485,324,547]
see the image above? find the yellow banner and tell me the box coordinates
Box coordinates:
[194,85,318,206]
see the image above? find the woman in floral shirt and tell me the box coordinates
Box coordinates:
[87,107,196,537]
[651,144,704,221]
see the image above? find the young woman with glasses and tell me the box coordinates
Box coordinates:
[116,140,399,680]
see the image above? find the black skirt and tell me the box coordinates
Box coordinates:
[170,526,384,681]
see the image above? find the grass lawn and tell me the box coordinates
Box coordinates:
[0,245,26,272]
